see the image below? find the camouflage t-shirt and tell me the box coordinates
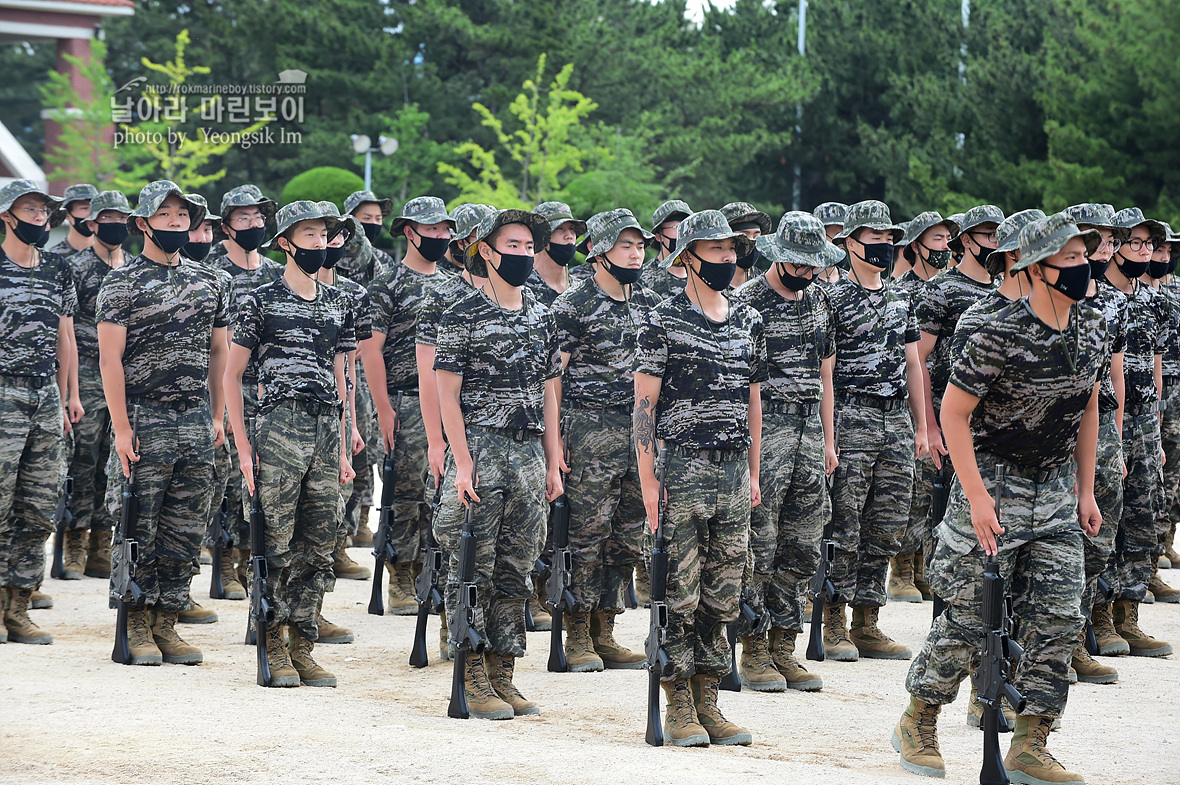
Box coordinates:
[525,268,565,309]
[639,262,687,302]
[0,249,77,377]
[337,239,395,289]
[97,255,230,405]
[916,268,993,411]
[416,273,478,348]
[369,263,444,393]
[948,291,1015,369]
[69,247,122,361]
[733,276,835,404]
[233,278,355,408]
[1156,282,1180,378]
[434,288,562,434]
[634,291,768,451]
[551,276,660,408]
[334,274,372,344]
[1084,282,1129,414]
[1122,282,1170,409]
[951,299,1105,471]
[827,276,920,398]
[46,238,86,258]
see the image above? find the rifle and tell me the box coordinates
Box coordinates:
[111,408,142,665]
[245,419,275,686]
[208,494,231,599]
[931,464,953,620]
[49,476,75,579]
[409,482,446,669]
[545,417,575,672]
[1084,576,1115,656]
[448,437,485,719]
[625,574,639,609]
[719,590,759,691]
[806,517,837,662]
[971,465,1026,785]
[644,446,673,747]
[368,391,402,615]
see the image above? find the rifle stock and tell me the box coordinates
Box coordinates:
[49,476,75,580]
[545,487,574,673]
[209,495,231,599]
[409,483,446,669]
[369,393,402,616]
[448,437,484,719]
[111,409,141,665]
[930,465,953,621]
[806,519,836,662]
[1084,576,1114,656]
[246,420,274,687]
[645,446,672,747]
[719,593,757,691]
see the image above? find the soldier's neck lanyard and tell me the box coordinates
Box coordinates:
[687,270,732,385]
[1042,280,1080,373]
[849,263,895,330]
[486,277,538,428]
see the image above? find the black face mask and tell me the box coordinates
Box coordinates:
[362,222,383,243]
[688,250,736,291]
[1089,257,1110,280]
[1171,257,1180,276]
[657,234,677,255]
[491,250,534,287]
[95,222,129,248]
[548,243,576,267]
[1148,260,1171,279]
[181,241,211,262]
[1042,262,1090,302]
[71,216,93,237]
[287,242,326,276]
[323,245,345,269]
[1116,256,1149,280]
[969,233,997,261]
[409,232,451,263]
[229,225,266,252]
[449,243,468,269]
[855,242,894,270]
[736,248,761,270]
[777,264,816,292]
[8,217,48,247]
[146,227,190,255]
[600,252,642,285]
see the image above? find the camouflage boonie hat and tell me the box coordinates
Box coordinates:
[951,204,1005,251]
[651,200,692,231]
[1111,207,1167,245]
[894,220,911,247]
[1012,212,1100,272]
[0,179,61,217]
[984,209,1046,276]
[218,184,277,222]
[449,203,496,257]
[465,209,551,278]
[720,202,772,235]
[317,200,353,240]
[659,210,756,268]
[577,208,654,256]
[756,211,843,269]
[534,201,587,236]
[389,195,455,236]
[812,202,848,227]
[947,213,966,231]
[344,189,394,219]
[51,183,99,227]
[834,200,903,243]
[127,180,205,236]
[184,194,220,227]
[902,211,959,247]
[1063,203,1116,230]
[85,190,133,222]
[262,200,345,252]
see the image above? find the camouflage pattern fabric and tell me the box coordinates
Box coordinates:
[0,380,66,589]
[65,359,113,534]
[916,268,994,412]
[1121,283,1169,408]
[69,247,121,361]
[827,276,920,399]
[525,268,564,308]
[346,367,377,534]
[949,290,1014,361]
[202,438,233,551]
[900,455,938,557]
[253,402,343,641]
[1084,412,1123,609]
[907,467,1084,719]
[633,291,768,451]
[376,398,432,567]
[552,276,660,408]
[233,279,355,409]
[658,448,750,680]
[0,249,77,376]
[96,255,230,405]
[638,263,686,301]
[434,427,547,657]
[125,180,204,236]
[45,238,85,258]
[416,272,478,347]
[1085,282,1129,414]
[1161,377,1180,544]
[1116,412,1163,602]
[1160,283,1180,378]
[369,263,444,392]
[434,289,562,435]
[105,402,216,611]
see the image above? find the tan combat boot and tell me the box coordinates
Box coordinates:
[262,623,300,687]
[125,607,162,665]
[737,632,787,691]
[289,625,336,687]
[61,529,87,580]
[822,602,859,661]
[1113,599,1173,657]
[1164,526,1180,568]
[590,610,646,669]
[564,611,604,672]
[913,552,934,601]
[1148,566,1180,603]
[333,536,371,580]
[486,652,541,715]
[768,628,823,691]
[218,548,247,600]
[1090,602,1129,656]
[199,546,212,565]
[691,673,752,746]
[1004,715,1085,784]
[385,563,418,615]
[634,563,651,606]
[1071,630,1117,684]
[3,588,52,644]
[661,679,709,747]
[85,527,112,578]
[966,684,1016,729]
[29,589,52,609]
[887,555,923,602]
[462,651,513,720]
[316,598,355,645]
[235,548,250,589]
[352,505,373,548]
[439,611,452,662]
[150,610,203,664]
[530,581,552,631]
[179,600,218,624]
[850,606,912,659]
[892,696,945,777]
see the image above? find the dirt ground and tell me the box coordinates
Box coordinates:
[2,542,1177,785]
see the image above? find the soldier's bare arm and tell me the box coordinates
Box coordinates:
[905,341,931,461]
[361,332,396,449]
[55,315,74,435]
[543,378,565,501]
[940,382,1003,554]
[348,348,363,455]
[1074,382,1102,537]
[821,355,838,474]
[208,325,228,447]
[335,352,355,485]
[916,331,943,460]
[437,368,478,505]
[62,316,84,426]
[748,381,762,508]
[223,342,252,492]
[415,342,446,482]
[1111,350,1125,438]
[634,371,663,531]
[98,321,136,478]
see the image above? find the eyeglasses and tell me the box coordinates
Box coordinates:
[229,213,265,228]
[16,206,51,218]
[1123,237,1157,253]
[969,230,998,244]
[1097,236,1122,251]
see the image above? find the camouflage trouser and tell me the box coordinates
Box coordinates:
[830,401,914,607]
[1083,411,1123,610]
[344,366,377,536]
[1159,382,1180,552]
[660,446,750,681]
[1116,410,1163,601]
[564,406,646,612]
[907,466,1084,719]
[0,379,66,589]
[381,394,431,567]
[749,408,826,633]
[254,400,343,641]
[201,438,233,551]
[900,454,936,557]
[434,426,546,657]
[65,359,112,534]
[223,382,259,547]
[105,400,215,612]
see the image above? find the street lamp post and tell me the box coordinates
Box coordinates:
[350,134,399,191]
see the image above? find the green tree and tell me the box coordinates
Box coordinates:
[280,166,365,209]
[38,38,120,187]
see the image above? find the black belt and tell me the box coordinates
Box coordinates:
[0,374,53,389]
[671,444,746,464]
[1099,410,1118,426]
[762,399,819,417]
[475,425,541,442]
[837,391,907,412]
[388,388,419,397]
[1125,402,1158,418]
[979,453,1076,484]
[127,394,205,412]
[262,398,342,418]
[566,399,631,414]
[1164,375,1179,389]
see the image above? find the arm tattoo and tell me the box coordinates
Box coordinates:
[634,394,657,456]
